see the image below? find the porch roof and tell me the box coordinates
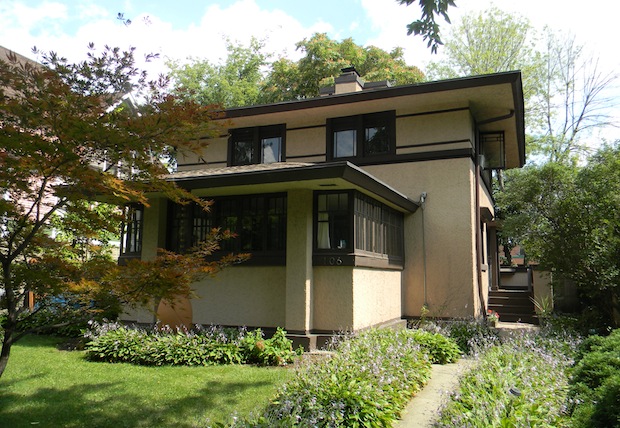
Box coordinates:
[167,161,419,213]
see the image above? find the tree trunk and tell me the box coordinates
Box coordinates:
[0,330,13,379]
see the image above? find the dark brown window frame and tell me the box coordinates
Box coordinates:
[119,203,144,263]
[313,190,404,269]
[326,111,396,162]
[227,124,286,166]
[167,193,287,265]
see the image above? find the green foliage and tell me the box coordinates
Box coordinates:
[497,145,620,327]
[167,37,269,108]
[84,323,298,367]
[569,329,620,426]
[168,33,425,107]
[397,0,455,54]
[262,33,424,103]
[239,328,439,427]
[440,319,500,355]
[407,329,461,364]
[436,332,578,427]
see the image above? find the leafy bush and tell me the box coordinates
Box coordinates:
[417,318,500,355]
[407,329,461,364]
[84,322,299,367]
[435,331,578,427]
[238,328,440,427]
[568,328,620,426]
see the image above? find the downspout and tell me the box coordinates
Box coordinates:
[419,192,428,308]
[475,110,515,319]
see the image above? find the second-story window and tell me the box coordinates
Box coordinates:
[327,111,395,161]
[229,124,285,166]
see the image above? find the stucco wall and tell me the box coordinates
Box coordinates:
[352,268,402,330]
[364,158,479,319]
[313,266,354,331]
[191,266,286,327]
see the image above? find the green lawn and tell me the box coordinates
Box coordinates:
[0,335,292,427]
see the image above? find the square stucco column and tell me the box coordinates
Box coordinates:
[285,189,314,333]
[141,197,167,261]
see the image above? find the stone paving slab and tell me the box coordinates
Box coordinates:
[395,359,473,428]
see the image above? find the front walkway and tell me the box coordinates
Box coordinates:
[395,359,473,427]
[396,322,540,427]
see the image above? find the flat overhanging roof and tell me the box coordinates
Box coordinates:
[167,161,419,213]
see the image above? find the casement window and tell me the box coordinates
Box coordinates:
[167,193,287,265]
[228,125,286,166]
[327,111,395,161]
[120,204,143,258]
[314,190,404,268]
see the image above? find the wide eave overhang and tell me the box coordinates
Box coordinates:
[223,71,526,168]
[167,161,419,213]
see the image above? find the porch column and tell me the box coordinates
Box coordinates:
[285,189,314,333]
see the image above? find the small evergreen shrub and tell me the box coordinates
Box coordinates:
[568,328,620,426]
[84,322,299,367]
[443,319,500,355]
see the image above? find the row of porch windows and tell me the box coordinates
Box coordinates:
[121,191,404,265]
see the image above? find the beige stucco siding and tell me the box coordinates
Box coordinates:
[352,268,402,329]
[313,266,354,331]
[190,267,286,327]
[364,158,478,318]
[396,109,473,154]
[286,127,326,162]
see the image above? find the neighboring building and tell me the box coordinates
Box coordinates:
[121,68,525,346]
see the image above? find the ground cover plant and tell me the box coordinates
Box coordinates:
[435,329,579,427]
[0,335,293,427]
[85,322,300,367]
[231,328,459,427]
[568,328,620,427]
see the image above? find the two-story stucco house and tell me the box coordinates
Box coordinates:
[120,68,525,347]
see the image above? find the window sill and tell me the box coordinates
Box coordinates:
[313,253,403,270]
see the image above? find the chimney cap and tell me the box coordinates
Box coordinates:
[340,66,360,76]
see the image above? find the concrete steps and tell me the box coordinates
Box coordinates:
[488,288,538,324]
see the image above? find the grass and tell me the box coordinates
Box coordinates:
[0,335,293,427]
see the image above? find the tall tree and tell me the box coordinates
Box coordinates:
[398,0,456,53]
[0,45,243,378]
[497,145,620,328]
[167,37,270,108]
[427,7,617,163]
[260,33,425,103]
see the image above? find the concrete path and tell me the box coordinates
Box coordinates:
[394,359,473,428]
[395,322,539,427]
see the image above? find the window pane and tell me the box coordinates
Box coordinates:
[232,140,254,165]
[316,192,350,250]
[334,129,356,158]
[364,126,389,155]
[261,137,281,163]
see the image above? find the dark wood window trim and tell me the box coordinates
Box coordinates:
[326,111,396,162]
[118,203,144,264]
[313,190,404,269]
[167,193,287,266]
[228,124,286,166]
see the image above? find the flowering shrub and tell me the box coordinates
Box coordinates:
[84,322,300,367]
[435,331,579,427]
[235,328,456,427]
[420,319,500,355]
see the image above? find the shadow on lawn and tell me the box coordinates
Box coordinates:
[0,376,270,427]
